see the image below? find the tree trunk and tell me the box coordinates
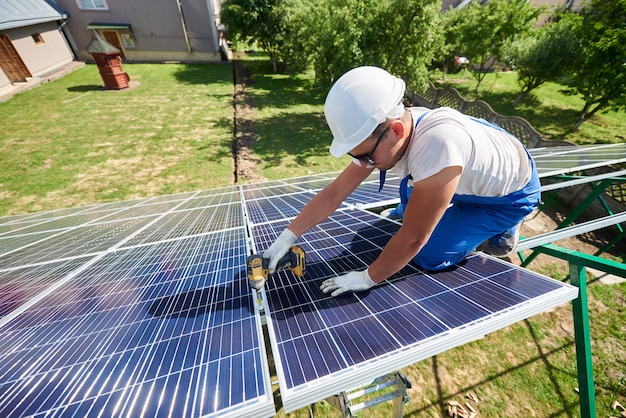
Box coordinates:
[513,91,527,108]
[571,101,592,132]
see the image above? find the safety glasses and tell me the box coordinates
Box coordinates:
[347,126,389,165]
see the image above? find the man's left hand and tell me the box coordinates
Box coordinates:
[320,269,377,297]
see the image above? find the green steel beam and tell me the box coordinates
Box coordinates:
[525,243,626,417]
[570,263,596,418]
[529,243,626,277]
[522,178,622,267]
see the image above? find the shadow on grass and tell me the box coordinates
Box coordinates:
[67,85,102,92]
[172,63,233,85]
[233,54,331,167]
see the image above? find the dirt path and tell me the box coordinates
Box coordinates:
[232,55,266,184]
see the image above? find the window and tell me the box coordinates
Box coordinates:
[121,34,135,49]
[31,33,44,45]
[77,0,108,10]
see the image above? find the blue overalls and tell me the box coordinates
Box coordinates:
[386,115,541,271]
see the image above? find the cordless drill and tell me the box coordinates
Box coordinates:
[246,246,305,291]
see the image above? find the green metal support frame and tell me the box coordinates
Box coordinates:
[526,243,626,418]
[523,176,626,267]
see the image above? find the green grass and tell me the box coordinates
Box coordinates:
[1,56,625,417]
[0,63,234,216]
[239,56,350,179]
[437,70,626,146]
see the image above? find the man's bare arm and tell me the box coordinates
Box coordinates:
[288,162,374,237]
[367,166,462,283]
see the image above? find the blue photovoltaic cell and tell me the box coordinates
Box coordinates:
[251,209,578,411]
[124,203,244,246]
[0,217,160,269]
[245,193,315,225]
[0,229,274,418]
[243,184,306,200]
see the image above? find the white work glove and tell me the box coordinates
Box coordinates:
[263,229,297,273]
[320,269,377,297]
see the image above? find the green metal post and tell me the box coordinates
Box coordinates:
[522,179,614,268]
[569,263,596,417]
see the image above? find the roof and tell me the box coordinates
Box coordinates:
[0,0,67,31]
[85,30,120,54]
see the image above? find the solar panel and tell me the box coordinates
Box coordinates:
[249,210,578,412]
[529,143,626,178]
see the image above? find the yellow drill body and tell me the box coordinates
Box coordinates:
[246,245,305,290]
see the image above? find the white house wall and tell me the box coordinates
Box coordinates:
[52,0,223,63]
[8,22,73,77]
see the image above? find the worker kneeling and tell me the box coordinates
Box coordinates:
[263,66,540,297]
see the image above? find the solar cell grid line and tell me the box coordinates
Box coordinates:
[0,229,68,257]
[191,185,240,198]
[0,216,162,269]
[174,190,241,211]
[251,209,578,412]
[0,202,176,239]
[0,257,93,320]
[0,188,211,269]
[245,192,324,225]
[243,184,309,200]
[343,180,401,209]
[0,228,275,418]
[242,173,402,227]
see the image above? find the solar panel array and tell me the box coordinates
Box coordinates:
[0,189,275,418]
[0,143,601,417]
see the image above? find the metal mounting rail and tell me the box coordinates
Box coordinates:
[516,211,626,252]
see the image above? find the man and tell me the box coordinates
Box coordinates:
[264,66,541,296]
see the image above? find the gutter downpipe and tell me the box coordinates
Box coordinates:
[176,0,192,54]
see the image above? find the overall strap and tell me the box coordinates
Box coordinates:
[378,110,429,192]
[400,174,413,205]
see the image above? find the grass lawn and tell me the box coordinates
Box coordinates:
[1,57,624,417]
[0,63,234,216]
[236,54,350,180]
[436,70,626,146]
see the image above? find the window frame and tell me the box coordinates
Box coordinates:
[76,0,109,11]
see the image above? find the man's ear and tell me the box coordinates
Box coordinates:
[389,119,406,140]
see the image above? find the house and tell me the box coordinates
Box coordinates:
[0,0,74,90]
[50,0,227,63]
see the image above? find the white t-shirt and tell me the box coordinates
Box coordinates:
[392,107,532,197]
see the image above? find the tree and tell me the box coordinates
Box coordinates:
[280,0,444,91]
[221,0,286,72]
[507,12,581,107]
[565,0,626,131]
[452,0,541,93]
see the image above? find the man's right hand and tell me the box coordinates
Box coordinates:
[263,229,297,273]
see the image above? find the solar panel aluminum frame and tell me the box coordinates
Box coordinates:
[265,259,577,413]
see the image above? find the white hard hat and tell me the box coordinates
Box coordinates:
[325,66,406,158]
